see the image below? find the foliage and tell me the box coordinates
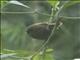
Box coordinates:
[0,0,8,8]
[1,0,80,60]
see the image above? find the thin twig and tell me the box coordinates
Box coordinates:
[31,1,69,59]
[48,8,54,23]
[0,12,35,14]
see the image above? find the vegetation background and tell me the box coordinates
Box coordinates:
[1,0,80,60]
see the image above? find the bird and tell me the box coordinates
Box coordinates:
[26,22,56,40]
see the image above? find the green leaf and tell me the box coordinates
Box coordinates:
[33,49,54,60]
[48,0,60,10]
[1,53,16,59]
[1,0,8,8]
[46,49,53,53]
[1,49,15,54]
[9,1,30,8]
[15,50,32,57]
[33,53,54,60]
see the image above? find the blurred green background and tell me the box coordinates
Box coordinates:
[1,0,80,60]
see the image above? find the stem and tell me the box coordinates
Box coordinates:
[31,1,69,59]
[42,1,69,48]
[48,8,54,24]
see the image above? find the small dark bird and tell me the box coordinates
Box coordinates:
[27,22,56,40]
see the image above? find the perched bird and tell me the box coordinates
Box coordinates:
[27,22,56,40]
